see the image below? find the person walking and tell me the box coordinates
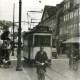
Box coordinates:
[5,40,12,68]
[69,46,74,68]
[0,43,7,67]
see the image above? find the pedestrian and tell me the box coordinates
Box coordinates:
[73,48,79,60]
[0,44,2,67]
[0,43,6,67]
[6,40,11,60]
[4,40,12,68]
[69,46,74,68]
[52,46,58,58]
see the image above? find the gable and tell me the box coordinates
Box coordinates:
[41,5,57,21]
[42,10,49,20]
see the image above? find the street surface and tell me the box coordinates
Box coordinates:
[0,49,80,80]
[10,49,80,80]
[23,58,80,80]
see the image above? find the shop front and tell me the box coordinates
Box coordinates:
[63,37,80,57]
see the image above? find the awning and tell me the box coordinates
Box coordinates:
[63,37,80,43]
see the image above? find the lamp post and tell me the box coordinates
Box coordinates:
[16,0,22,71]
[12,4,15,56]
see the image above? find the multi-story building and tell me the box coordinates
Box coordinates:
[59,0,80,41]
[0,21,4,40]
[0,26,3,39]
[58,0,80,54]
[38,0,80,54]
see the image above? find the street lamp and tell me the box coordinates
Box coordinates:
[16,0,22,71]
[12,4,15,56]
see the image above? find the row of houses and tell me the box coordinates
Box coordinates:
[0,20,10,39]
[0,20,19,46]
[38,0,80,54]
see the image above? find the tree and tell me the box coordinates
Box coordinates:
[1,30,10,40]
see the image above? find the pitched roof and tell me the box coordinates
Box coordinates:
[41,5,58,20]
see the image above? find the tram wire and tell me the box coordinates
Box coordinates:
[48,67,71,80]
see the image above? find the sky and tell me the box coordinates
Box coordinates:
[0,0,63,31]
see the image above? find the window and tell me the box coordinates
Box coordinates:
[70,12,73,19]
[74,9,79,17]
[64,15,66,21]
[68,1,70,8]
[74,2,77,6]
[76,24,77,27]
[68,25,70,34]
[64,4,66,10]
[74,24,76,31]
[79,8,80,15]
[65,26,67,34]
[67,13,69,20]
[70,12,72,19]
[60,28,62,35]
[66,3,68,9]
[65,1,70,10]
[34,35,51,46]
[76,9,79,16]
[74,10,76,17]
[66,14,68,21]
[74,24,76,27]
[76,24,78,30]
[71,12,73,18]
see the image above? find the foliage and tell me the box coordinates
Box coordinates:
[1,30,10,40]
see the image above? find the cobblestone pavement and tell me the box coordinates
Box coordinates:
[0,51,80,80]
[0,60,30,80]
[23,58,80,80]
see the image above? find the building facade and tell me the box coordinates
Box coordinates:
[38,0,80,54]
[59,0,80,41]
[58,0,80,54]
[0,26,3,39]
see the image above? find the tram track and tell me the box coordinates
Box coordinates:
[45,66,71,80]
[45,73,53,80]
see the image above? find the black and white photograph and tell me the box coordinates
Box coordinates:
[0,0,80,80]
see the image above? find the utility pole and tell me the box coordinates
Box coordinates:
[16,0,22,71]
[12,4,15,56]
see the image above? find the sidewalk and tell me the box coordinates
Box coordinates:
[0,60,30,80]
[58,54,68,59]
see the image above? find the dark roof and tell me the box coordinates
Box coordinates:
[41,5,58,20]
[56,1,64,8]
[46,5,57,17]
